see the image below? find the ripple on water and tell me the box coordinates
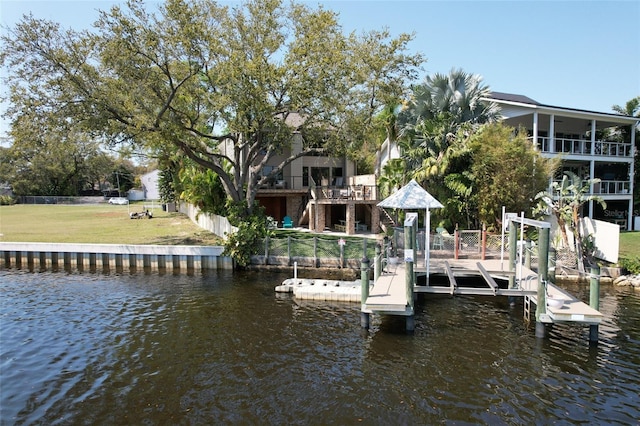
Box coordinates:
[1,270,639,424]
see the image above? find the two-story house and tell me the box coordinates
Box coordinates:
[378,93,638,231]
[485,92,638,230]
[253,114,381,235]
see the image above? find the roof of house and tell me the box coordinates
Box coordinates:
[486,91,638,123]
[487,92,540,105]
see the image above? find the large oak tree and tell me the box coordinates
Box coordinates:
[1,0,424,217]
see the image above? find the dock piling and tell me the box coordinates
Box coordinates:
[589,266,600,343]
[374,244,381,283]
[360,256,370,329]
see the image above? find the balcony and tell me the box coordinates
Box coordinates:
[312,184,378,201]
[551,179,631,195]
[534,137,632,158]
[593,180,631,195]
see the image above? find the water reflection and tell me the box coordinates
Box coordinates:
[1,269,638,424]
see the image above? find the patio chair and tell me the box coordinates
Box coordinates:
[432,230,444,250]
[282,216,293,228]
[436,227,455,249]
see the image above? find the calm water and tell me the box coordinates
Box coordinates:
[1,269,639,425]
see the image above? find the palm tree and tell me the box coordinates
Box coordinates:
[398,68,499,180]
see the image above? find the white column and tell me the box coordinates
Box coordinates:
[589,159,596,218]
[549,114,555,153]
[628,123,636,231]
[532,111,539,149]
[590,119,596,155]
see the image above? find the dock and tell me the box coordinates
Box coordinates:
[362,262,412,315]
[276,213,604,341]
[276,258,602,330]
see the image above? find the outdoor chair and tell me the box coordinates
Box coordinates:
[432,230,444,250]
[282,216,293,228]
[435,227,455,250]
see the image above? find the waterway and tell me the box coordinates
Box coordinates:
[1,269,639,425]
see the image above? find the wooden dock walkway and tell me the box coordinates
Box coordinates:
[363,262,412,315]
[520,275,602,325]
[364,258,602,326]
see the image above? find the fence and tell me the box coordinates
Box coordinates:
[178,203,237,238]
[249,229,521,269]
[391,228,529,261]
[17,196,107,204]
[250,235,376,269]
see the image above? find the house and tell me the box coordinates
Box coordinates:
[377,93,638,231]
[484,92,638,230]
[140,169,160,200]
[225,113,381,235]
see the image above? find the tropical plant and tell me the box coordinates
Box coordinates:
[534,171,606,272]
[398,68,500,179]
[383,69,499,228]
[377,158,407,198]
[468,123,557,230]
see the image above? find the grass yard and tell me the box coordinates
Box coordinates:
[619,231,640,259]
[0,203,223,246]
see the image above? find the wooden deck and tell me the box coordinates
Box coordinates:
[363,258,602,325]
[363,263,412,316]
[520,276,603,325]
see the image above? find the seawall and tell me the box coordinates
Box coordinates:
[0,242,233,273]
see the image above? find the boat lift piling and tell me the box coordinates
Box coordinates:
[360,256,370,329]
[589,266,600,343]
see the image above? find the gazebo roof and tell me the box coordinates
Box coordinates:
[377,179,443,210]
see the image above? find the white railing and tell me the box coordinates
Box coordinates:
[551,179,631,195]
[534,137,632,157]
[593,180,631,195]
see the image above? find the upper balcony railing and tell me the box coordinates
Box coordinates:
[593,180,631,195]
[311,184,378,201]
[534,137,632,158]
[551,179,631,195]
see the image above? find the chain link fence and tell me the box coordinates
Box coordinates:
[17,196,108,204]
[251,235,376,268]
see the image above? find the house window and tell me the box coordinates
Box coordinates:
[311,167,330,186]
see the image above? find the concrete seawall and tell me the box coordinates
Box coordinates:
[0,242,233,273]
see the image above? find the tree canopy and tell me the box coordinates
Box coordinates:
[1,0,424,216]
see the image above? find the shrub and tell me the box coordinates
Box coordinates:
[619,256,640,275]
[0,195,16,205]
[223,201,272,267]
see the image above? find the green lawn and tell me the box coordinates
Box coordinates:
[619,231,640,259]
[0,203,223,245]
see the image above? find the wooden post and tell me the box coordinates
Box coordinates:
[404,213,417,332]
[548,248,556,284]
[360,256,370,329]
[264,236,269,265]
[508,220,517,289]
[313,236,318,268]
[454,225,459,259]
[525,240,532,270]
[589,266,600,343]
[374,243,381,284]
[535,226,550,338]
[481,224,487,260]
[362,238,367,261]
